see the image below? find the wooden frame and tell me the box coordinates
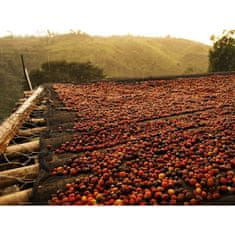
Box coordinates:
[0,86,44,153]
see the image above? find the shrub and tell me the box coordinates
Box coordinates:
[209,30,235,72]
[30,61,105,87]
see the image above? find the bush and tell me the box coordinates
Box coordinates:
[30,61,105,87]
[209,30,235,72]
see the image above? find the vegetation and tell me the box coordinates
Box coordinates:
[0,66,23,122]
[0,32,209,122]
[209,30,235,72]
[30,61,105,86]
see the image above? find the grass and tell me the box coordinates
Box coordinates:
[0,33,210,122]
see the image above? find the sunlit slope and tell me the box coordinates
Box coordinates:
[0,34,209,78]
[0,33,209,121]
[46,35,209,77]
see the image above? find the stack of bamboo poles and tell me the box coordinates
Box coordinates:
[0,86,47,205]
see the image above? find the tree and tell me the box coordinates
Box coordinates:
[208,30,235,72]
[29,61,105,87]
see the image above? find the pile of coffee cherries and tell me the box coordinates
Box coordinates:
[48,75,235,205]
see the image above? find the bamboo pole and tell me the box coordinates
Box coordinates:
[0,164,39,188]
[19,98,27,103]
[0,188,33,205]
[21,54,33,91]
[18,127,47,137]
[34,105,47,111]
[24,91,33,96]
[30,118,46,124]
[0,86,44,153]
[5,140,39,158]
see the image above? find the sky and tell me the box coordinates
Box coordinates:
[0,0,234,45]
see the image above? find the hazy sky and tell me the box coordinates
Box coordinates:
[0,0,234,45]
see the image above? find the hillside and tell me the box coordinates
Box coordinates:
[0,33,210,121]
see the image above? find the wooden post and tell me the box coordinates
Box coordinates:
[20,54,33,91]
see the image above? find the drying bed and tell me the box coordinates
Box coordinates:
[32,74,235,205]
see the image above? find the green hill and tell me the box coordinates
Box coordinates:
[0,33,210,122]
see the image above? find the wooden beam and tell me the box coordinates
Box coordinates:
[34,105,47,111]
[19,98,27,103]
[18,127,47,137]
[0,164,39,188]
[30,118,46,124]
[0,188,33,205]
[5,140,39,158]
[0,86,44,153]
[24,91,33,97]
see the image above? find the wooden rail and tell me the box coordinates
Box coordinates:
[0,164,39,188]
[18,127,47,137]
[0,188,33,205]
[5,140,40,158]
[0,86,44,153]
